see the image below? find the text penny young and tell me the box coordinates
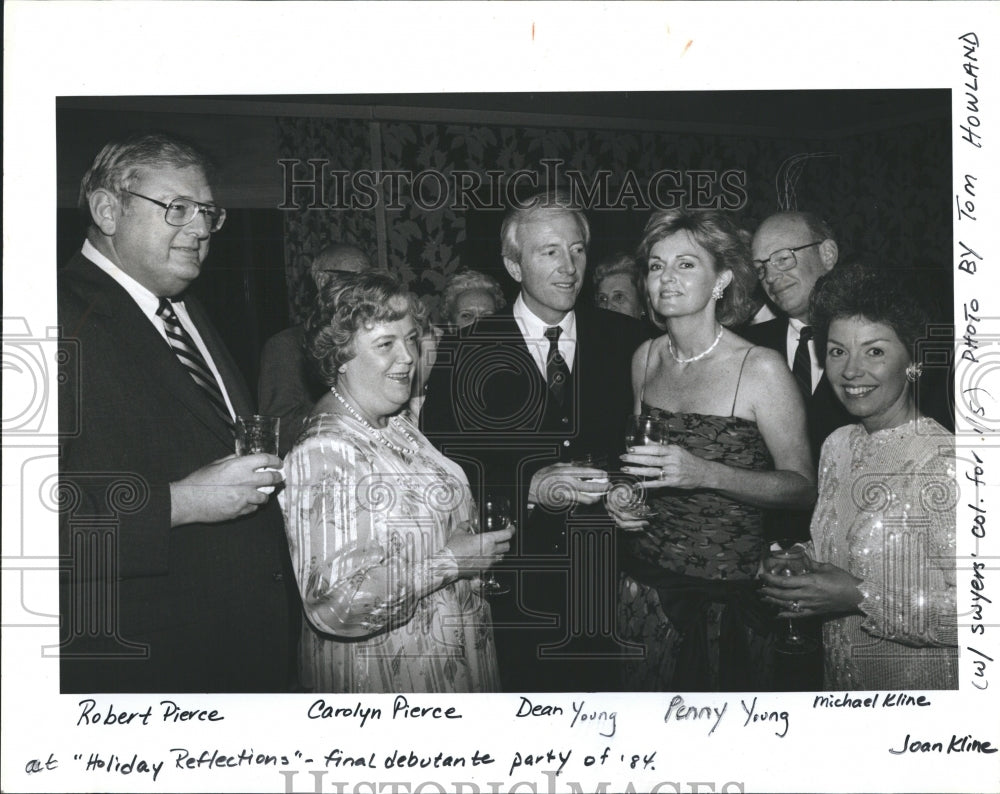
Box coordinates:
[663,695,727,737]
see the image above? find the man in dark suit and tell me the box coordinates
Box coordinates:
[741,211,853,690]
[259,243,372,454]
[742,211,853,463]
[58,134,294,692]
[422,191,647,691]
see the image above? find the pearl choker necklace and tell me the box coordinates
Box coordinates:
[330,386,418,455]
[668,324,723,364]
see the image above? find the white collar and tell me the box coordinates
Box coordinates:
[81,239,163,318]
[512,293,576,339]
[788,316,809,335]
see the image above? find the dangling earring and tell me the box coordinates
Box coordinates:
[905,362,923,383]
[711,283,724,301]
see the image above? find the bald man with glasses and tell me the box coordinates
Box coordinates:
[58,133,294,693]
[742,211,853,463]
[738,212,855,689]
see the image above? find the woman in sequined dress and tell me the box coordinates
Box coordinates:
[762,262,957,689]
[610,209,816,691]
[280,273,510,692]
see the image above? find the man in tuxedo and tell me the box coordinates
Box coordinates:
[743,211,853,462]
[58,134,294,692]
[742,211,853,690]
[422,191,647,691]
[259,243,372,454]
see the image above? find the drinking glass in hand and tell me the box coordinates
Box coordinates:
[479,493,511,596]
[235,414,280,494]
[235,414,280,456]
[624,413,667,449]
[624,412,669,490]
[762,539,817,654]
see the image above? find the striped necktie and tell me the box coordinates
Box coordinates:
[792,325,814,399]
[157,298,233,428]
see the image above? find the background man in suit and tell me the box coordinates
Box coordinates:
[422,190,647,691]
[59,134,294,692]
[743,211,853,462]
[742,211,852,689]
[259,243,372,454]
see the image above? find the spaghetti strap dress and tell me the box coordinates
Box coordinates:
[618,347,777,691]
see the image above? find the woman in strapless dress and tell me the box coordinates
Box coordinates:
[610,209,816,691]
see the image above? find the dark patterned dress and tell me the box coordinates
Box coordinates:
[618,406,776,691]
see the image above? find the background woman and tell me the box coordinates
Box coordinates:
[612,208,815,691]
[281,273,512,692]
[439,269,507,330]
[410,270,507,419]
[593,252,646,320]
[761,262,957,689]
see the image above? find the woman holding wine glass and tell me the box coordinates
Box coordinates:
[609,208,816,691]
[761,263,957,689]
[281,273,511,693]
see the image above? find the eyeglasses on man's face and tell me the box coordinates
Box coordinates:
[126,190,227,233]
[752,240,823,281]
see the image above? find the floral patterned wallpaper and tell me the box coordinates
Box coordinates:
[275,117,378,321]
[275,114,950,323]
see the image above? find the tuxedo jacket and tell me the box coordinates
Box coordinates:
[739,317,854,544]
[422,305,647,546]
[58,252,294,692]
[739,318,854,463]
[421,305,647,690]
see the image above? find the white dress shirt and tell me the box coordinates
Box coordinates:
[512,293,577,378]
[82,240,236,419]
[786,316,823,395]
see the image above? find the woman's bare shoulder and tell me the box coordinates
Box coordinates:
[735,345,799,405]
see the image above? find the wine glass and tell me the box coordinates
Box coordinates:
[613,415,667,522]
[625,413,667,449]
[762,539,817,654]
[235,414,280,494]
[478,492,511,596]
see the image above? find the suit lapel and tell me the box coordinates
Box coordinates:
[184,296,253,418]
[63,254,238,448]
[480,310,545,387]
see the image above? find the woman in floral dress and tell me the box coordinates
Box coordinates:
[281,273,511,692]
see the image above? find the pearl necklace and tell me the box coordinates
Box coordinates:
[668,324,724,364]
[330,386,419,455]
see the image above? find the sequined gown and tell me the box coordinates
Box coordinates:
[811,418,957,689]
[619,403,775,691]
[280,411,500,693]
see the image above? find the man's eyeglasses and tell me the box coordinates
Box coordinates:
[752,241,823,281]
[126,191,227,233]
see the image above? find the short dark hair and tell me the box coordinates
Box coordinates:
[636,208,756,327]
[305,272,426,387]
[810,261,928,366]
[500,188,590,264]
[78,133,215,219]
